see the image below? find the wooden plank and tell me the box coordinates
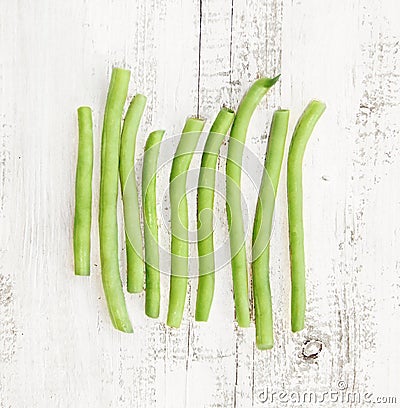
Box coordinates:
[1,0,400,406]
[251,0,362,405]
[348,0,400,400]
[0,4,18,406]
[228,0,276,406]
[185,0,237,407]
[151,1,202,408]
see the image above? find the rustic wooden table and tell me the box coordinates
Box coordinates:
[1,0,399,406]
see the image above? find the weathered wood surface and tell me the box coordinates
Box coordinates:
[0,0,399,406]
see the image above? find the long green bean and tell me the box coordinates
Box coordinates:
[74,106,94,276]
[119,94,147,293]
[226,76,280,327]
[288,100,326,332]
[195,107,235,321]
[252,110,289,349]
[167,117,205,328]
[99,67,133,333]
[142,130,165,318]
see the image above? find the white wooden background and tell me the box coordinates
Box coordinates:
[1,0,400,407]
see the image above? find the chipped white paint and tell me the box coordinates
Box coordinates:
[1,0,400,407]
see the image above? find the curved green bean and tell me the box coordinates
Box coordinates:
[99,67,133,333]
[288,100,326,332]
[74,106,94,276]
[252,110,289,349]
[119,94,147,293]
[167,117,205,328]
[142,130,165,318]
[195,107,235,322]
[226,76,280,327]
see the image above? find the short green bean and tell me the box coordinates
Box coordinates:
[195,107,235,322]
[288,100,326,332]
[226,76,280,327]
[167,117,205,328]
[252,109,289,349]
[74,106,93,276]
[142,130,165,318]
[99,67,133,333]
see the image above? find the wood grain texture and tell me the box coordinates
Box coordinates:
[0,0,399,407]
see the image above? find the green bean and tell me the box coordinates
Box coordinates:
[226,76,280,327]
[195,107,235,322]
[288,100,326,332]
[119,94,147,293]
[252,110,289,349]
[74,106,94,276]
[142,130,165,318]
[99,67,133,333]
[167,117,205,328]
